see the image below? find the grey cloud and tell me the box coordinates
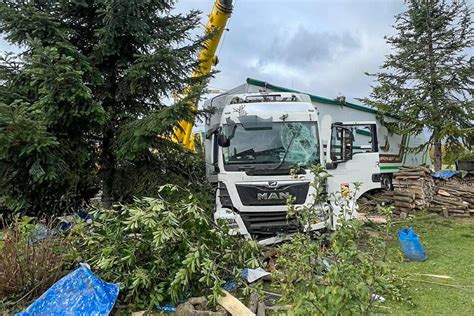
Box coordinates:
[259,28,360,68]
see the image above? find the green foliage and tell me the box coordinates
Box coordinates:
[72,185,260,309]
[113,141,213,206]
[0,216,70,310]
[274,166,408,315]
[0,0,206,214]
[444,144,474,165]
[0,103,62,212]
[361,0,473,170]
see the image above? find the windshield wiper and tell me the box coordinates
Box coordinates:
[238,165,255,171]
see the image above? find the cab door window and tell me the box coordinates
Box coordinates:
[348,125,377,154]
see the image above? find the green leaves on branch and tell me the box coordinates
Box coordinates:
[275,165,408,314]
[72,185,260,309]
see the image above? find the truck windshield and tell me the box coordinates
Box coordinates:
[223,122,320,169]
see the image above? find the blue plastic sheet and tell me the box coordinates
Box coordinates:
[431,170,460,179]
[157,303,177,313]
[17,264,119,316]
[398,228,427,261]
[223,281,238,291]
[28,224,48,244]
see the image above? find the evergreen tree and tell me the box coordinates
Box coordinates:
[0,0,205,213]
[363,0,473,171]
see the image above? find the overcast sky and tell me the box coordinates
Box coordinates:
[0,1,467,104]
[176,0,407,103]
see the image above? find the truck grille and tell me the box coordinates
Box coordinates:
[236,182,309,206]
[240,211,301,235]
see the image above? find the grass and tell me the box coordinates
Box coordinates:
[385,214,474,315]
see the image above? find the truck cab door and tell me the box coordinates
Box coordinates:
[326,122,381,201]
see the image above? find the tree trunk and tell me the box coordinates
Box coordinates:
[101,125,115,208]
[433,140,442,171]
[426,11,443,172]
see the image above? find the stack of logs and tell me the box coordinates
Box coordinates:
[392,166,474,218]
[392,166,435,217]
[357,190,394,214]
[428,180,474,218]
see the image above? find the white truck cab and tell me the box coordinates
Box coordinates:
[204,92,381,244]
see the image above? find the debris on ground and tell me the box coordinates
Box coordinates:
[256,302,266,316]
[371,294,386,302]
[356,213,388,224]
[217,290,255,316]
[17,264,119,316]
[223,281,239,291]
[175,297,227,316]
[411,273,452,279]
[398,228,428,261]
[247,292,259,314]
[357,190,394,214]
[157,303,177,313]
[241,268,271,283]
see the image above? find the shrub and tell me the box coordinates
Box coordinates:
[72,185,260,310]
[0,217,70,309]
[274,165,408,314]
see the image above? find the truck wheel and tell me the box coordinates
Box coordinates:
[381,174,393,191]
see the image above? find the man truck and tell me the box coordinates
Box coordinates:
[203,89,428,244]
[172,0,429,244]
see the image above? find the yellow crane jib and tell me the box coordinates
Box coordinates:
[174,0,233,151]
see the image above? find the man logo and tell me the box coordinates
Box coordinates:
[268,181,278,188]
[257,192,291,200]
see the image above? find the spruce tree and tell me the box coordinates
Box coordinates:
[0,0,204,212]
[363,0,473,171]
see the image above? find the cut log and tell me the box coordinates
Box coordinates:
[217,290,255,316]
[392,196,415,203]
[437,189,451,197]
[256,302,266,316]
[394,201,415,209]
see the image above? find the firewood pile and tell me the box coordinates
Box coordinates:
[357,190,393,214]
[428,179,474,218]
[392,166,474,218]
[392,166,435,216]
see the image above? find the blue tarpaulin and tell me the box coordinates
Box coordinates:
[398,228,428,261]
[431,170,460,179]
[17,264,119,316]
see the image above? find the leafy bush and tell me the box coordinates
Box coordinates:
[72,185,260,310]
[0,217,70,309]
[274,165,408,314]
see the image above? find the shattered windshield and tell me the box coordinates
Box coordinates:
[223,122,319,169]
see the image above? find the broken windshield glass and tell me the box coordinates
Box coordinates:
[222,122,319,170]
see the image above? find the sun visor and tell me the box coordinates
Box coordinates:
[238,115,273,130]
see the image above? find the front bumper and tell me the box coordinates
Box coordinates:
[214,207,330,245]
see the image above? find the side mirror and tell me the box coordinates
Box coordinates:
[217,134,230,147]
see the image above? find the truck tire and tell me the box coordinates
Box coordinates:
[381,174,393,191]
